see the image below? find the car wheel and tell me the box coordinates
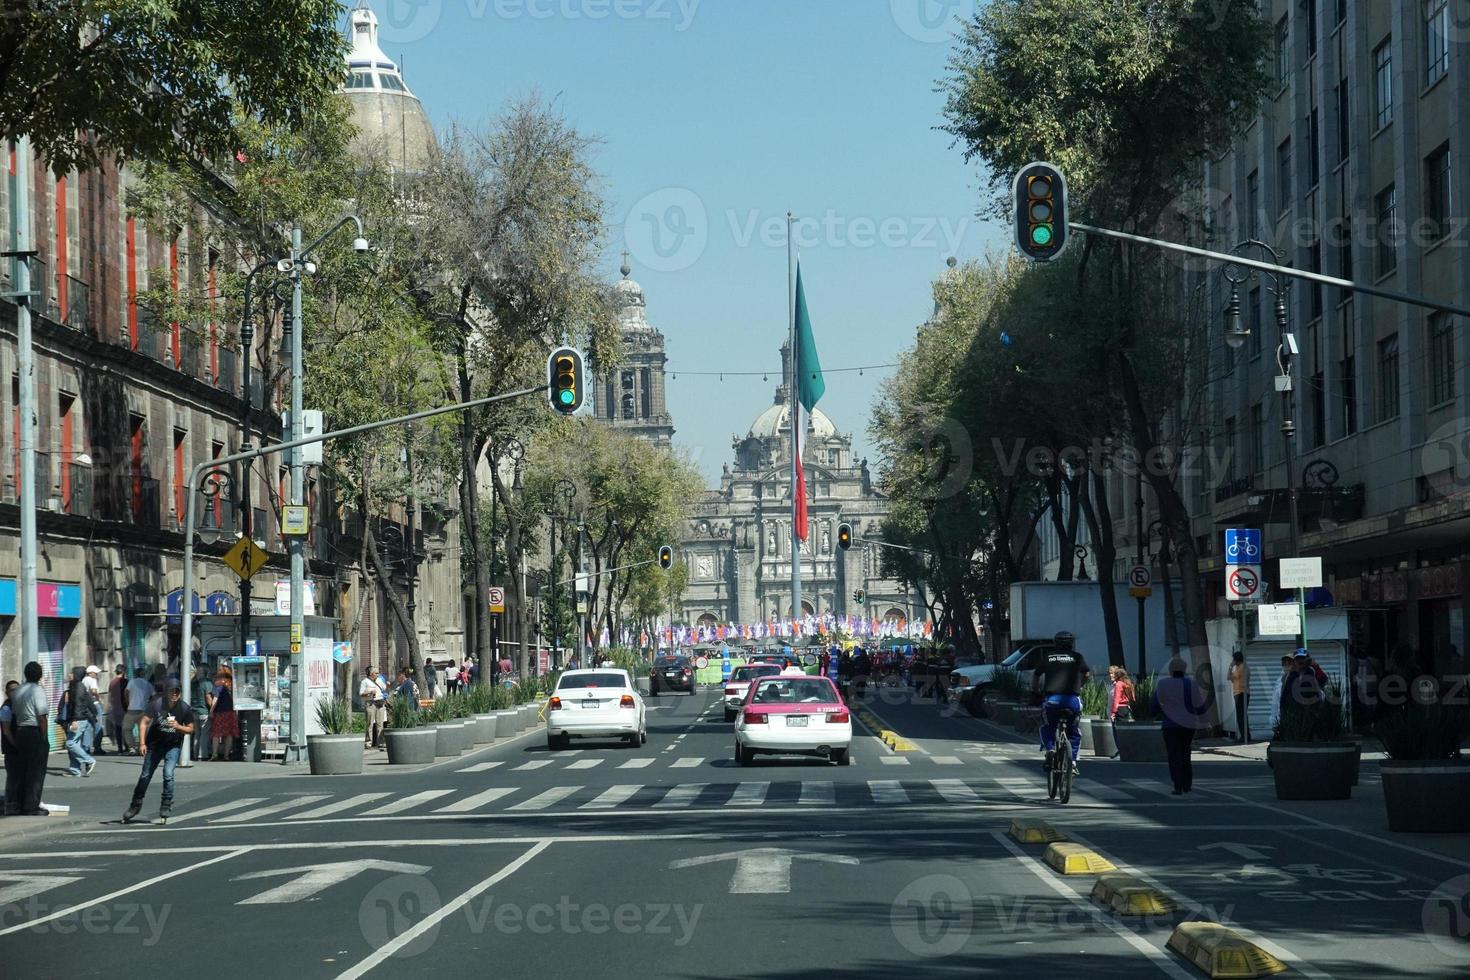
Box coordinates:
[723,708,736,723]
[966,687,987,719]
[736,742,754,767]
[547,735,568,751]
[831,747,851,766]
[639,726,648,746]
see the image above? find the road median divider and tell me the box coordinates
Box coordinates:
[1042,842,1116,876]
[854,704,917,752]
[1008,817,1066,844]
[1166,922,1286,978]
[1089,873,1176,916]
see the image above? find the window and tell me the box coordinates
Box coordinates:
[172,429,186,524]
[1224,416,1238,481]
[1306,0,1318,59]
[1249,286,1263,358]
[1277,139,1293,215]
[1377,334,1400,421]
[1375,184,1398,277]
[1338,303,1358,438]
[1426,0,1450,84]
[379,73,406,92]
[1373,38,1393,129]
[1335,81,1349,164]
[640,367,652,418]
[1428,311,1455,404]
[1250,403,1265,474]
[1310,369,1326,447]
[1246,170,1261,238]
[347,71,373,90]
[209,441,224,527]
[1424,143,1451,242]
[1276,16,1291,86]
[1308,108,1320,187]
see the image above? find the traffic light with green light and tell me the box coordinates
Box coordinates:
[837,522,853,551]
[548,347,584,414]
[853,589,866,605]
[1013,162,1068,262]
[658,545,673,570]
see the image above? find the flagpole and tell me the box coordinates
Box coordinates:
[788,211,801,627]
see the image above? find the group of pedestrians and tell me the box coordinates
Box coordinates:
[358,665,426,748]
[421,658,477,699]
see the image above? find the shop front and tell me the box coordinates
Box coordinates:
[1,578,84,741]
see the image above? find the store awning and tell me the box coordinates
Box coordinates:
[0,580,82,618]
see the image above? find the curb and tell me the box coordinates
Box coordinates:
[851,703,919,753]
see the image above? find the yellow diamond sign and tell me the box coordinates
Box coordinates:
[222,537,269,581]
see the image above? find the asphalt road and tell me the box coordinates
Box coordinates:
[2,685,1468,978]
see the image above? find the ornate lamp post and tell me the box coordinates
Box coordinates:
[545,478,577,669]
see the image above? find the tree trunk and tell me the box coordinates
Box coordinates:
[364,522,422,677]
[1079,465,1125,668]
[1048,469,1074,580]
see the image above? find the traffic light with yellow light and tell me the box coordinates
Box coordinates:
[1013,162,1068,262]
[548,347,584,414]
[837,522,853,551]
[658,545,673,570]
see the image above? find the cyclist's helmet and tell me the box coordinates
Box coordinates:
[1053,631,1075,651]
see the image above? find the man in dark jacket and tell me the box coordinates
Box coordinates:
[1151,658,1207,795]
[124,682,196,823]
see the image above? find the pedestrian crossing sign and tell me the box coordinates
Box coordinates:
[223,536,269,581]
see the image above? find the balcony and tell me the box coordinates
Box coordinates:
[216,346,239,394]
[133,310,160,360]
[129,476,161,529]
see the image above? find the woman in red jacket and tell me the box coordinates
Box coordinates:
[1109,666,1135,721]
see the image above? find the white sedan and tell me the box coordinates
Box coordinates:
[546,669,647,750]
[733,670,852,766]
[721,661,783,721]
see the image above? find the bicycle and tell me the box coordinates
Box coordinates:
[1046,706,1076,804]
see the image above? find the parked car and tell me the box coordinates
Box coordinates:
[722,661,783,721]
[545,669,647,749]
[734,669,852,766]
[947,641,1097,717]
[649,655,694,696]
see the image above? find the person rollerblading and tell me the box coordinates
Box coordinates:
[122,681,195,825]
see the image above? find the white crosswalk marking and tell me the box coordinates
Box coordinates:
[930,779,980,802]
[287,793,391,820]
[508,786,580,811]
[869,780,909,804]
[995,776,1043,801]
[167,797,266,825]
[565,759,603,770]
[726,782,769,806]
[581,785,643,809]
[457,762,504,773]
[1075,778,1130,801]
[513,760,553,771]
[878,756,910,766]
[670,757,703,768]
[213,795,331,824]
[361,790,454,816]
[435,787,517,813]
[931,756,963,766]
[799,781,834,805]
[653,783,707,808]
[979,755,1004,764]
[619,757,656,769]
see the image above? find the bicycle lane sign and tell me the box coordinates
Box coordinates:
[1224,528,1262,563]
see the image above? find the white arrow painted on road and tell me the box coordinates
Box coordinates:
[231,860,430,905]
[1197,843,1276,862]
[668,848,858,894]
[0,870,94,906]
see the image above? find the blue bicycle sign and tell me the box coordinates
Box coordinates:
[1224,528,1262,562]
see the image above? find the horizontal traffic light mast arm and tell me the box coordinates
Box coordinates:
[1071,221,1470,319]
[857,537,937,559]
[551,557,660,590]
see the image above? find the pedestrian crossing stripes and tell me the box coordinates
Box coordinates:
[565,759,603,770]
[619,758,656,769]
[669,757,703,768]
[878,756,910,766]
[193,773,1164,824]
[931,756,963,766]
[456,762,504,773]
[512,760,554,771]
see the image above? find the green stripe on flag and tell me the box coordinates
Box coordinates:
[794,266,825,409]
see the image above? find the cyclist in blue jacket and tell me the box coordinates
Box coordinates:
[1034,631,1091,774]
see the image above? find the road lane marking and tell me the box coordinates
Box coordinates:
[287,794,392,820]
[457,762,503,773]
[234,859,432,905]
[1074,779,1130,801]
[930,779,979,803]
[931,755,963,765]
[213,795,331,823]
[991,831,1196,980]
[435,788,517,813]
[799,781,834,805]
[669,846,858,894]
[0,848,251,938]
[165,797,266,825]
[507,786,580,811]
[868,780,909,804]
[995,776,1043,801]
[334,842,551,980]
[565,759,603,770]
[513,760,553,771]
[361,790,454,816]
[878,756,910,766]
[619,757,656,769]
[671,757,703,768]
[653,783,707,808]
[581,785,643,809]
[726,782,769,806]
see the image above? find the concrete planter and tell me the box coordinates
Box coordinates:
[1079,716,1097,752]
[473,713,498,744]
[1381,761,1470,833]
[307,734,364,775]
[1267,742,1356,800]
[991,701,1020,727]
[496,709,518,735]
[523,702,541,728]
[385,728,437,765]
[635,676,651,696]
[1088,718,1117,758]
[1114,722,1168,763]
[433,721,468,757]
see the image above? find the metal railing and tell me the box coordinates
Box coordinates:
[66,462,93,517]
[216,346,238,393]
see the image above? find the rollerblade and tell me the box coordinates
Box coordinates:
[122,801,141,824]
[159,801,173,824]
[1042,749,1054,773]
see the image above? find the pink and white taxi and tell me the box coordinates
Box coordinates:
[733,669,851,766]
[721,661,783,722]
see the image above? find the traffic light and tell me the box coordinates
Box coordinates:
[852,589,866,605]
[658,545,673,570]
[1013,162,1068,262]
[547,347,584,414]
[836,522,853,551]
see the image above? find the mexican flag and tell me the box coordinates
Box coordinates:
[792,264,825,541]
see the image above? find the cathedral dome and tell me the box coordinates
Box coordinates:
[748,402,838,441]
[341,3,436,174]
[613,259,652,332]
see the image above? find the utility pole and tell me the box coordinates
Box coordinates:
[1135,467,1146,678]
[285,224,306,763]
[9,137,38,676]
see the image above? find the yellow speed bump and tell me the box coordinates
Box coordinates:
[1043,842,1116,876]
[1090,873,1177,916]
[1009,818,1066,844]
[1167,922,1286,978]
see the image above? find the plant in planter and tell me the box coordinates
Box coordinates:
[308,697,364,775]
[1376,701,1470,833]
[1078,679,1108,752]
[384,695,436,765]
[1268,689,1355,801]
[1113,673,1168,763]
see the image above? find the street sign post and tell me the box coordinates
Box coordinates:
[281,505,309,536]
[1225,565,1261,602]
[1257,603,1300,636]
[1224,528,1262,564]
[487,587,505,614]
[1277,556,1321,652]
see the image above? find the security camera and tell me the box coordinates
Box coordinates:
[353,237,370,253]
[304,261,317,275]
[275,258,292,273]
[1283,333,1299,356]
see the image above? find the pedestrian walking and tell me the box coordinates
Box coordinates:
[207,666,239,761]
[1267,655,1292,733]
[468,658,480,686]
[458,662,469,689]
[1108,667,1134,721]
[63,667,98,777]
[1,680,20,814]
[83,666,104,754]
[106,665,128,752]
[360,667,387,748]
[1228,651,1250,742]
[123,668,153,750]
[1150,658,1207,795]
[123,682,196,823]
[7,662,51,815]
[424,660,439,699]
[444,661,458,695]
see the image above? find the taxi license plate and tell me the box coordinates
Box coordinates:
[786,715,808,727]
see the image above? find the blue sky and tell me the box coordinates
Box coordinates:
[370,0,1007,481]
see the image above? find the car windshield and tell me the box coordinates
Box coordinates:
[751,678,837,704]
[732,665,780,682]
[655,657,687,668]
[1001,649,1028,667]
[557,672,627,690]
